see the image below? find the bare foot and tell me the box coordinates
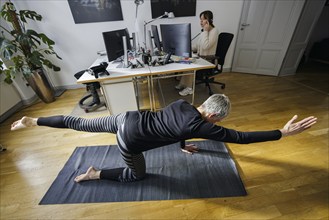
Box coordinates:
[74,166,100,183]
[11,116,38,131]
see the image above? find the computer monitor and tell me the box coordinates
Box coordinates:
[160,23,191,57]
[151,25,162,51]
[102,28,132,62]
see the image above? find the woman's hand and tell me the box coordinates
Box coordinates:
[181,143,199,154]
[280,115,317,137]
[203,20,210,32]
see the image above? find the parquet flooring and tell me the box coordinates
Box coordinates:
[0,68,328,219]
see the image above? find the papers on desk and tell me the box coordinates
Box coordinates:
[78,56,215,84]
[170,55,196,64]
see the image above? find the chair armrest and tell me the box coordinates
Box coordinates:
[199,55,219,62]
[200,55,220,66]
[200,55,222,72]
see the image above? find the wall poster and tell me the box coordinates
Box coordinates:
[151,0,196,18]
[68,0,123,24]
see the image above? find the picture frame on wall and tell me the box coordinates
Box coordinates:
[68,0,123,24]
[151,0,196,18]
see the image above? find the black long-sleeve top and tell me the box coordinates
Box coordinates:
[122,100,282,154]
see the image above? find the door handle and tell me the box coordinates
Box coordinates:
[240,23,250,30]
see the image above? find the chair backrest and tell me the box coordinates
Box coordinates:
[215,32,234,66]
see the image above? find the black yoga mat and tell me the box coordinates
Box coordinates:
[40,140,246,204]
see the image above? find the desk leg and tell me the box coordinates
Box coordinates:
[150,75,157,111]
[192,70,196,105]
[133,78,140,111]
[147,75,154,111]
[156,78,166,107]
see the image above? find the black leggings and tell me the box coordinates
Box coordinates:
[38,115,146,182]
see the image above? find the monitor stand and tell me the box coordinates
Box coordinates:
[122,36,128,68]
[116,62,124,68]
[111,59,125,68]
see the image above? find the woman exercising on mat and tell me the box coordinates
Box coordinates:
[11,94,317,183]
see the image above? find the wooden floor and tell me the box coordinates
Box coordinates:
[0,67,328,219]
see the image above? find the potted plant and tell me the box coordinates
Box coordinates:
[0,0,62,103]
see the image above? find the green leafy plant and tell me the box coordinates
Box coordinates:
[0,1,61,84]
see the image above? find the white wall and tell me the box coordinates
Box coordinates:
[0,74,22,116]
[6,0,243,88]
[0,60,36,122]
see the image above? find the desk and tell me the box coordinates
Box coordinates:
[77,56,214,114]
[77,56,152,114]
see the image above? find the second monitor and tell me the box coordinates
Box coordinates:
[160,23,191,57]
[102,28,132,63]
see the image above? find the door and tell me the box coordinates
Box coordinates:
[232,0,305,76]
[279,0,326,76]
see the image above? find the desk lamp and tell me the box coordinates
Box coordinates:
[134,0,144,17]
[143,12,174,50]
[134,0,144,51]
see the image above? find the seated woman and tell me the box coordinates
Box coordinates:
[177,10,219,96]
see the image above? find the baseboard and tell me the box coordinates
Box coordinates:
[54,88,66,97]
[0,102,23,123]
[55,84,84,90]
[0,95,39,123]
[0,85,83,124]
[222,67,231,73]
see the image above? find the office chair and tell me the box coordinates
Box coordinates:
[195,32,234,95]
[74,70,106,113]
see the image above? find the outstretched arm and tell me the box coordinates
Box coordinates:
[182,115,317,149]
[280,115,317,137]
[11,116,67,131]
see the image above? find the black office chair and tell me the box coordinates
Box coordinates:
[196,32,234,95]
[74,70,106,113]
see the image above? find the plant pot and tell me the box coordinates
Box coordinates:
[25,68,55,103]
